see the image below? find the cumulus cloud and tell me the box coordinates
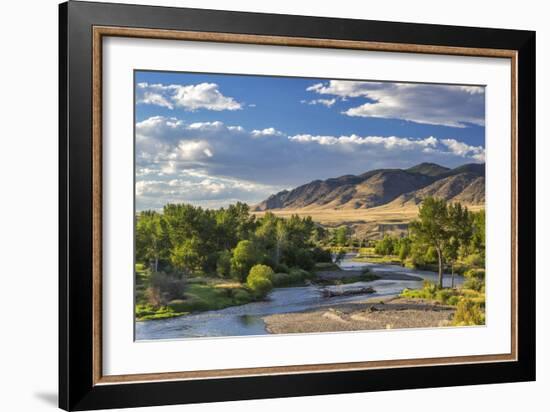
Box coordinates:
[289,134,438,150]
[136,82,243,111]
[251,127,284,137]
[136,169,279,210]
[307,80,485,128]
[440,138,485,162]
[135,115,484,209]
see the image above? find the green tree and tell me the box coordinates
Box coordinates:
[375,235,397,256]
[409,197,450,288]
[398,237,412,263]
[170,236,203,273]
[246,264,274,297]
[445,203,473,288]
[231,240,260,281]
[334,226,350,246]
[136,211,168,272]
[216,250,232,278]
[471,210,486,258]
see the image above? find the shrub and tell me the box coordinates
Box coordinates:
[247,276,273,297]
[272,272,292,287]
[248,264,274,282]
[247,264,274,297]
[464,268,485,280]
[435,288,457,305]
[274,263,290,274]
[464,277,484,292]
[464,253,485,268]
[232,289,253,304]
[311,247,333,263]
[146,272,186,306]
[452,298,485,326]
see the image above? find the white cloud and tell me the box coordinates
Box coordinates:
[251,127,284,137]
[301,98,337,107]
[289,134,438,150]
[135,115,484,209]
[136,168,282,210]
[440,138,485,162]
[137,82,243,111]
[307,80,485,128]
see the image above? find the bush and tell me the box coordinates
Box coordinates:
[247,276,273,297]
[274,263,290,274]
[464,253,485,268]
[232,289,253,304]
[311,247,333,263]
[435,288,457,305]
[248,264,274,282]
[452,298,485,326]
[146,272,186,306]
[464,277,485,292]
[464,268,485,280]
[246,264,274,297]
[272,272,292,287]
[289,267,310,278]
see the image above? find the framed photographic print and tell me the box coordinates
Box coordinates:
[59,1,536,410]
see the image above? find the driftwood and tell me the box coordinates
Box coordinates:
[320,287,375,298]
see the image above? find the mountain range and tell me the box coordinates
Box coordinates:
[254,162,485,212]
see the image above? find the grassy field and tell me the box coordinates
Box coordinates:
[252,203,484,223]
[253,203,484,239]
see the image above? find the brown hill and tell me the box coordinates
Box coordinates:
[254,163,484,212]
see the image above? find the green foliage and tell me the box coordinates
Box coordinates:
[216,250,232,278]
[335,226,350,246]
[452,298,485,326]
[168,283,254,314]
[231,240,260,282]
[464,253,485,268]
[246,264,274,297]
[274,263,290,273]
[271,268,313,287]
[464,268,486,280]
[464,277,485,292]
[170,237,203,273]
[145,272,186,307]
[314,262,341,271]
[248,264,274,282]
[311,247,333,263]
[398,237,412,262]
[374,235,398,255]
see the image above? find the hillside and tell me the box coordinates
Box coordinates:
[254,162,485,212]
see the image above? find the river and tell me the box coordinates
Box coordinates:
[135,254,463,340]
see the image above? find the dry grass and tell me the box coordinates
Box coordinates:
[253,203,484,225]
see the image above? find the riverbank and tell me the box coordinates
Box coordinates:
[263,296,455,333]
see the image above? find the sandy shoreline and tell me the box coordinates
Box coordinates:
[263,296,455,333]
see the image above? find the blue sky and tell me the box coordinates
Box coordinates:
[135,71,485,210]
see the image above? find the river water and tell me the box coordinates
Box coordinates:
[135,254,462,340]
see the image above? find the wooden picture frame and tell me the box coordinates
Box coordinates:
[59,1,535,410]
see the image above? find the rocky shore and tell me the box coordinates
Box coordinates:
[263,296,455,334]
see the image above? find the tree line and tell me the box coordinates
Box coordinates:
[136,202,332,282]
[372,197,485,288]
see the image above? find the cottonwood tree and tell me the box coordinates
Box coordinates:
[409,197,449,288]
[445,202,473,288]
